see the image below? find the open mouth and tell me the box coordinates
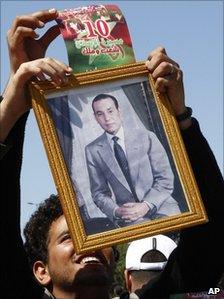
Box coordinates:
[79,256,103,265]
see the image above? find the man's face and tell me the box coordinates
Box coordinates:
[46,215,115,292]
[93,97,122,135]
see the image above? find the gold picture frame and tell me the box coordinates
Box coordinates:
[30,62,207,254]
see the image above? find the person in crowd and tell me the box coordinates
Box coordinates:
[1,8,223,299]
[123,235,177,298]
[24,194,118,299]
[85,94,180,227]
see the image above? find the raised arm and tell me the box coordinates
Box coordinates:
[137,47,224,298]
[1,9,72,298]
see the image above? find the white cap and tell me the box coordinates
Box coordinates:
[125,235,177,271]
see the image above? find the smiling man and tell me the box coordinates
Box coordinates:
[24,195,116,299]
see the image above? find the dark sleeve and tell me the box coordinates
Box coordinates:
[0,112,43,298]
[173,118,224,291]
[139,118,224,298]
[0,142,12,159]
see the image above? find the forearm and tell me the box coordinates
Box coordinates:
[94,194,119,221]
[175,118,224,290]
[181,117,224,217]
[1,112,29,231]
[177,114,192,130]
[0,72,31,143]
[0,90,24,142]
[143,187,173,211]
[85,150,118,221]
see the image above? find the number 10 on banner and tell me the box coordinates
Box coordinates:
[84,20,110,38]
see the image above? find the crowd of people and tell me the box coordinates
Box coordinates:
[1,9,224,299]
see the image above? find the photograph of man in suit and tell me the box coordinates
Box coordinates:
[85,93,181,227]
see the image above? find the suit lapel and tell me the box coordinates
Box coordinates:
[97,132,131,192]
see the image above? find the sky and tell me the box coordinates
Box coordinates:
[1,1,223,232]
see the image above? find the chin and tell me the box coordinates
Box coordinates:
[107,130,116,135]
[106,129,114,134]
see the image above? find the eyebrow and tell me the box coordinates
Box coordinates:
[96,106,114,113]
[56,229,70,241]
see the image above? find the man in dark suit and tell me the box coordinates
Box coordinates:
[85,93,180,226]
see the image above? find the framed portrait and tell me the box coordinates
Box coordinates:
[30,62,207,253]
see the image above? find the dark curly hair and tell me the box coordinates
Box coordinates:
[24,194,63,268]
[24,194,119,271]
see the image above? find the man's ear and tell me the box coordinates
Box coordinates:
[124,269,132,292]
[33,260,51,286]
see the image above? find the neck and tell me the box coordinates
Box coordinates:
[52,286,111,299]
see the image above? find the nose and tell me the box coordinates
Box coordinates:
[104,112,111,122]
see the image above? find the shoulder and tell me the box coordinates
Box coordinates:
[85,132,106,150]
[130,126,157,140]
